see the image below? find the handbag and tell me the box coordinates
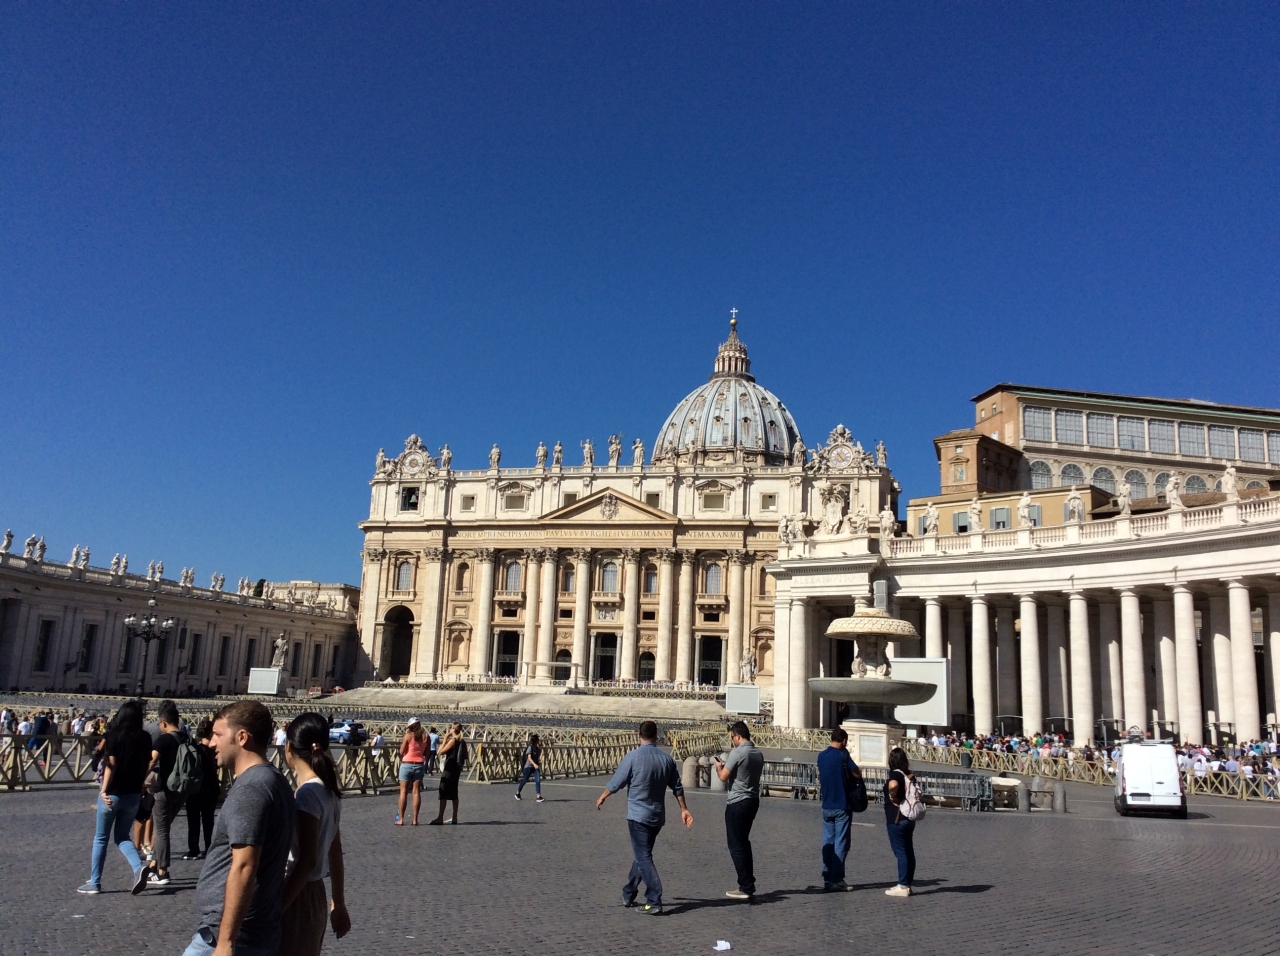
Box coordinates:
[844,760,868,813]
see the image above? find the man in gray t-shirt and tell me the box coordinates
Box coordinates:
[713,721,765,899]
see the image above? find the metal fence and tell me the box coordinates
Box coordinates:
[758,759,993,811]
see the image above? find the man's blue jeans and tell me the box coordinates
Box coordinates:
[89,792,144,887]
[821,808,851,885]
[623,819,663,905]
[517,764,541,796]
[179,930,275,956]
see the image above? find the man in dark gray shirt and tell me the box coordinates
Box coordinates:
[184,701,295,956]
[714,720,765,899]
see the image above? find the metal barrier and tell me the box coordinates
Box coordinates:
[759,760,993,811]
[466,740,634,784]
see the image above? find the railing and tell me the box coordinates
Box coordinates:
[1241,497,1280,522]
[1184,506,1222,528]
[1130,513,1168,535]
[1079,522,1115,540]
[889,538,923,557]
[936,534,969,552]
[983,531,1017,548]
[1030,526,1067,545]
[758,760,994,811]
[466,739,635,783]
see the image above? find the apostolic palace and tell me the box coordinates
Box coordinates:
[4,319,1280,747]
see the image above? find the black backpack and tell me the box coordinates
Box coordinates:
[844,760,868,813]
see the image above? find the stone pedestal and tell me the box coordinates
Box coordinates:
[841,718,904,768]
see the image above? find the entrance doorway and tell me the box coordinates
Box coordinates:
[698,636,722,686]
[495,631,520,678]
[638,652,655,682]
[594,633,618,681]
[383,606,414,678]
[553,649,572,682]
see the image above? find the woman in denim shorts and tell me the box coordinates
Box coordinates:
[396,718,428,825]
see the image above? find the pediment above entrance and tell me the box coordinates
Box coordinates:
[541,489,675,525]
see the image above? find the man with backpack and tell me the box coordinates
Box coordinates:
[148,700,203,886]
[816,727,865,892]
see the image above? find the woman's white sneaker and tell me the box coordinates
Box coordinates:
[885,885,911,897]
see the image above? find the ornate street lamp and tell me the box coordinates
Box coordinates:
[124,598,175,699]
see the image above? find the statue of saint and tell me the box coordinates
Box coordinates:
[375,448,387,475]
[876,440,887,467]
[968,497,983,532]
[69,545,80,568]
[146,561,155,581]
[1115,481,1132,516]
[488,444,501,469]
[582,438,595,467]
[1017,492,1033,527]
[1165,473,1183,509]
[607,434,623,468]
[0,529,11,554]
[155,561,164,580]
[1221,463,1239,501]
[79,547,90,569]
[535,442,548,468]
[923,502,940,536]
[119,554,127,574]
[438,445,452,470]
[632,438,645,466]
[777,514,794,545]
[852,502,869,534]
[34,537,46,561]
[109,554,120,574]
[879,504,896,539]
[23,534,36,559]
[552,441,563,466]
[791,437,806,467]
[270,634,289,669]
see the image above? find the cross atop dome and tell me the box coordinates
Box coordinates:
[712,309,753,381]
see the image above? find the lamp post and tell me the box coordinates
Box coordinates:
[124,598,175,699]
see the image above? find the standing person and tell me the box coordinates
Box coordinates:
[279,713,351,956]
[183,719,220,860]
[396,719,428,826]
[816,728,863,891]
[426,727,440,774]
[77,699,151,895]
[148,700,193,886]
[515,734,544,802]
[430,723,468,825]
[595,720,694,916]
[712,721,764,900]
[883,747,920,898]
[185,701,295,956]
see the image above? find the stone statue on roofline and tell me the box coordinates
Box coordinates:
[535,442,548,468]
[552,440,563,466]
[489,444,502,469]
[968,497,983,532]
[1064,486,1084,523]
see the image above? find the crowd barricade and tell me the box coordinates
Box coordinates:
[465,739,635,784]
[757,759,994,811]
[0,734,103,790]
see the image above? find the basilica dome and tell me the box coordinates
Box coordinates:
[652,319,803,467]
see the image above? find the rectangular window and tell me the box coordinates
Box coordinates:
[503,494,527,511]
[1117,417,1146,451]
[1208,425,1236,460]
[119,632,134,674]
[290,641,302,678]
[702,492,726,510]
[1086,413,1115,447]
[558,608,573,619]
[1269,431,1280,464]
[1028,504,1042,527]
[153,635,169,673]
[1149,419,1176,454]
[177,627,188,651]
[563,492,579,506]
[1055,409,1083,445]
[1178,422,1206,457]
[188,634,202,676]
[1239,428,1266,463]
[990,507,1011,531]
[1023,406,1053,441]
[641,610,656,621]
[217,635,231,676]
[460,494,476,512]
[952,512,969,534]
[399,486,420,511]
[33,619,55,672]
[244,638,257,677]
[644,492,661,508]
[760,493,778,512]
[78,623,98,673]
[917,515,928,536]
[311,643,322,679]
[702,612,721,623]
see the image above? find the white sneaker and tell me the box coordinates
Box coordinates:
[885,885,911,897]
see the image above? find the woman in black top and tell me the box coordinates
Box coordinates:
[429,723,469,825]
[514,734,544,803]
[79,700,152,895]
[182,718,220,859]
[882,747,917,897]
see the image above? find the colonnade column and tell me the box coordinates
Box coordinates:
[970,596,993,736]
[1171,584,1202,745]
[1152,595,1177,733]
[536,548,558,679]
[995,603,1018,725]
[726,551,746,687]
[472,548,495,676]
[1208,593,1234,731]
[1067,591,1094,746]
[654,550,676,682]
[415,548,445,679]
[1269,590,1280,735]
[522,549,542,678]
[1227,579,1261,741]
[619,549,641,680]
[1097,600,1122,726]
[1018,593,1042,734]
[1118,588,1146,733]
[947,604,968,725]
[675,550,695,683]
[1045,600,1069,729]
[924,598,944,658]
[571,549,591,683]
[772,598,791,726]
[788,597,810,728]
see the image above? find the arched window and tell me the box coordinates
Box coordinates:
[638,652,656,682]
[504,561,522,592]
[395,561,413,592]
[1185,475,1208,493]
[560,565,575,593]
[1029,460,1053,489]
[1246,479,1267,490]
[643,565,658,594]
[1092,467,1116,493]
[1060,464,1085,487]
[553,648,572,682]
[1153,472,1171,494]
[705,563,723,595]
[601,561,619,592]
[454,563,470,592]
[1124,470,1148,499]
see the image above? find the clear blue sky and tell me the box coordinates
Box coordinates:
[2,5,1277,585]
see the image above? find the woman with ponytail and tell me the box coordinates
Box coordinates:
[280,713,351,956]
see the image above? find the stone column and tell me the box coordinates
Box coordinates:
[924,597,944,659]
[473,549,495,676]
[1269,591,1280,736]
[1208,593,1234,731]
[788,597,810,728]
[726,551,747,686]
[619,549,641,680]
[996,603,1018,726]
[1171,584,1202,745]
[1097,599,1123,726]
[772,597,792,726]
[522,549,542,678]
[1152,595,1177,732]
[947,604,968,725]
[415,548,445,678]
[654,550,677,682]
[675,550,696,683]
[537,548,558,679]
[571,549,591,683]
[1045,599,1069,728]
[970,596,993,736]
[1068,591,1094,745]
[1018,593,1043,734]
[356,550,386,682]
[1118,588,1146,733]
[1227,579,1261,741]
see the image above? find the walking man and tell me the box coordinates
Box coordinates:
[596,720,693,916]
[148,701,188,885]
[185,700,295,956]
[816,727,862,891]
[713,721,764,900]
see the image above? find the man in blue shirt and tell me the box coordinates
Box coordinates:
[596,720,694,915]
[816,727,861,891]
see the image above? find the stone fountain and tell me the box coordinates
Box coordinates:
[808,607,937,767]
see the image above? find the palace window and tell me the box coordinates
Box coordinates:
[311,643,322,679]
[989,508,1011,531]
[1238,428,1266,463]
[154,633,169,672]
[645,493,661,508]
[1178,423,1206,457]
[1208,425,1237,460]
[702,491,726,510]
[1124,469,1148,498]
[244,639,257,677]
[1269,432,1280,464]
[33,620,54,672]
[705,564,723,594]
[503,561,522,592]
[217,635,232,676]
[1023,407,1053,441]
[643,565,658,594]
[78,623,98,673]
[559,608,573,619]
[400,487,420,511]
[290,642,302,678]
[1087,413,1115,447]
[395,561,413,592]
[641,610,656,621]
[760,493,778,512]
[1185,475,1208,493]
[503,493,527,511]
[1055,410,1084,445]
[561,566,575,593]
[600,561,619,592]
[1027,504,1042,527]
[953,512,970,534]
[563,492,579,506]
[1153,472,1171,493]
[638,652,656,682]
[189,633,203,676]
[459,494,476,512]
[1246,480,1267,490]
[1029,460,1052,489]
[1118,417,1146,451]
[1092,467,1116,493]
[454,563,470,592]
[1060,463,1085,486]
[1149,420,1176,454]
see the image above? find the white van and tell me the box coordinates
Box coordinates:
[1114,741,1186,818]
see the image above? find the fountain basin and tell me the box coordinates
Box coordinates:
[807,677,937,706]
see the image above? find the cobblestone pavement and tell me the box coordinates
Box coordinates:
[3,774,1278,956]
